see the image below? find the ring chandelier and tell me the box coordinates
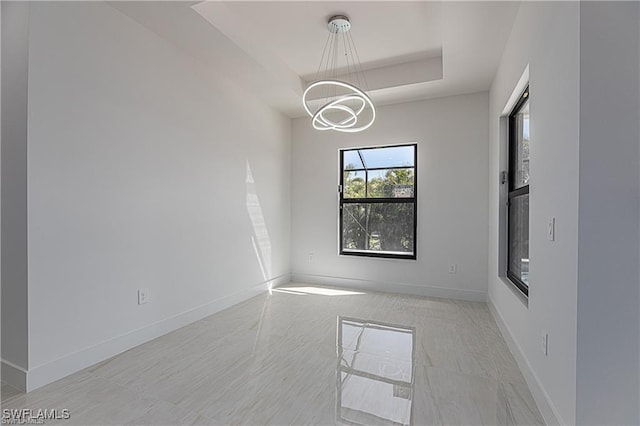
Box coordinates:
[302,15,376,133]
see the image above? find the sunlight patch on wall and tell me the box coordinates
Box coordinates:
[246,161,272,281]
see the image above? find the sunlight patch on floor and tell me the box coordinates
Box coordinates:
[274,286,365,296]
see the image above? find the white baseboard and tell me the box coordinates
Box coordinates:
[488,300,563,425]
[289,273,486,302]
[23,275,289,392]
[1,359,27,392]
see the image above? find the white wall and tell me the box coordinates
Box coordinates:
[576,3,639,424]
[291,93,489,301]
[490,2,640,424]
[13,1,290,390]
[1,1,30,386]
[488,2,580,424]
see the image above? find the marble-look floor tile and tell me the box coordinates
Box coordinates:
[428,367,507,425]
[125,399,203,425]
[1,381,24,403]
[4,373,156,425]
[502,381,546,425]
[4,284,544,425]
[416,322,497,380]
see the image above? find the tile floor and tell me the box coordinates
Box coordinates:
[1,284,544,425]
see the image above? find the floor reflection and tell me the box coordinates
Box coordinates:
[3,290,545,425]
[336,317,415,426]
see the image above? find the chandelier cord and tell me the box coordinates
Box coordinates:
[348,30,370,93]
[314,30,332,83]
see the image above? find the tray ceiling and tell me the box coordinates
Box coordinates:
[110,1,520,118]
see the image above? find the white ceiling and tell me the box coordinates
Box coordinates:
[110,1,520,118]
[193,2,443,77]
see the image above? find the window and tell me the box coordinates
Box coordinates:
[507,86,530,296]
[339,144,417,259]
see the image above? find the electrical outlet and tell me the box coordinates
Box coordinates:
[448,264,457,274]
[308,252,314,262]
[138,288,150,305]
[541,330,549,356]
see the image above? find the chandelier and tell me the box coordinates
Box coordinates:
[302,15,376,133]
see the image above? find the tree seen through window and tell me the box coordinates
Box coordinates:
[340,145,416,259]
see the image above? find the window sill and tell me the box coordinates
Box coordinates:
[505,271,529,298]
[340,251,416,261]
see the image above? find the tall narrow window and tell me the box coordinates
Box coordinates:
[340,144,417,259]
[507,86,530,296]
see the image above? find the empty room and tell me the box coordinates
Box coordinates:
[2,1,639,425]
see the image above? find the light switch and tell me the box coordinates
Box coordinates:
[541,330,549,356]
[547,218,555,241]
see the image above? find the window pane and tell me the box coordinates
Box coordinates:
[367,169,415,198]
[342,203,414,255]
[343,150,364,170]
[513,101,530,189]
[508,193,529,286]
[343,171,366,198]
[359,145,414,169]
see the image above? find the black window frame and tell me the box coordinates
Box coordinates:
[339,143,417,260]
[507,86,530,296]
